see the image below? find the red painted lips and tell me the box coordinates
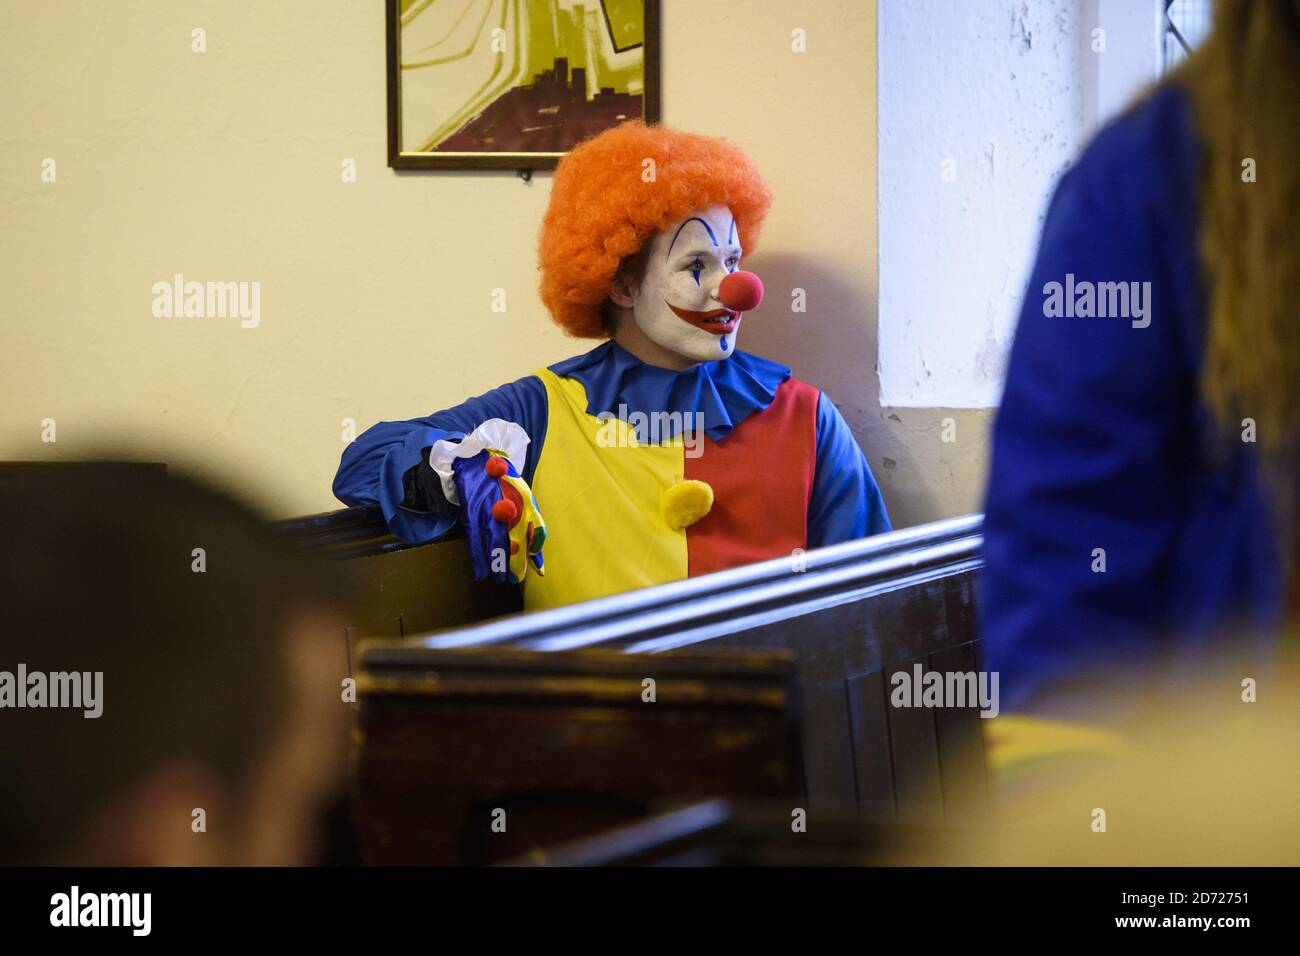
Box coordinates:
[666,301,741,335]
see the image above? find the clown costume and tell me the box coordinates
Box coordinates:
[334,122,890,612]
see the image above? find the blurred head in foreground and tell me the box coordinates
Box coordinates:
[0,464,349,865]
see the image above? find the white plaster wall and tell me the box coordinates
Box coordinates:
[879,0,1087,408]
[878,0,1163,409]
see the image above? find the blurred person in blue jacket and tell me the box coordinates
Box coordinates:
[981,0,1299,776]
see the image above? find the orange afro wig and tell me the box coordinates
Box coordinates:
[538,121,773,339]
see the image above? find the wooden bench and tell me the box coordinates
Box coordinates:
[280,508,986,863]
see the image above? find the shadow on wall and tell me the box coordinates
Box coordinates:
[741,252,994,530]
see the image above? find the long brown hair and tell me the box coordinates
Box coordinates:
[1173,0,1300,475]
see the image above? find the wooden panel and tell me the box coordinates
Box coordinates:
[644,571,979,812]
[791,670,857,804]
[342,540,519,638]
[354,647,802,865]
[930,642,990,825]
[845,669,896,821]
[884,657,946,825]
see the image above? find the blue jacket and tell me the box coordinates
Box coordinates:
[334,341,890,548]
[980,85,1284,717]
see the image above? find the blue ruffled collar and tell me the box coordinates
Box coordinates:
[548,340,791,442]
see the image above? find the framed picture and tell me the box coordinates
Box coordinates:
[387,0,661,170]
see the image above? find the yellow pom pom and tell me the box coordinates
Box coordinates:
[660,479,714,531]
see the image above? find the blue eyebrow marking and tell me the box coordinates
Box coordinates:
[727,218,736,243]
[667,217,719,258]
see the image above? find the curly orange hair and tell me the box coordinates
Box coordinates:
[538,121,773,338]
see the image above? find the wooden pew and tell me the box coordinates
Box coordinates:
[314,513,985,863]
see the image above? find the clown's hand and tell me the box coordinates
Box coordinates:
[451,451,547,583]
[429,420,547,584]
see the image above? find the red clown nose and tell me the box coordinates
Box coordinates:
[718,270,764,313]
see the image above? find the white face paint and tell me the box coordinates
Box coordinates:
[632,205,744,363]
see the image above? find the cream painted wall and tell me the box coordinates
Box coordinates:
[0,0,989,529]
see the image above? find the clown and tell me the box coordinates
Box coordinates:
[334,122,890,611]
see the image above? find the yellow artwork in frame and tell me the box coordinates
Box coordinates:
[387,0,661,170]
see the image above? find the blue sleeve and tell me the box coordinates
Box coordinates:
[332,375,549,544]
[979,98,1197,716]
[807,391,891,547]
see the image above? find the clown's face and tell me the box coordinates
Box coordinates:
[631,205,744,363]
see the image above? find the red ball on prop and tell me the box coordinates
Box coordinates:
[485,456,508,478]
[491,499,518,524]
[718,270,764,313]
